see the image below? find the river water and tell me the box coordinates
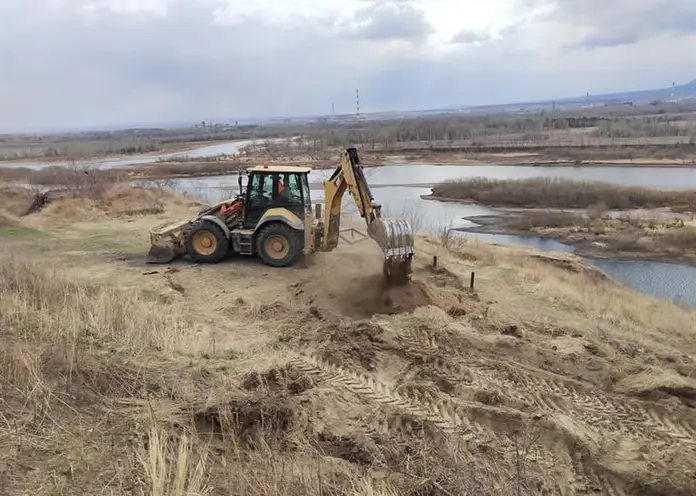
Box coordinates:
[4,140,696,307]
[0,139,258,170]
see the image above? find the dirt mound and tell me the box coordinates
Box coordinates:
[0,183,35,217]
[614,368,696,406]
[241,364,315,394]
[0,209,20,228]
[336,275,433,318]
[294,274,432,319]
[21,184,203,226]
[100,184,194,215]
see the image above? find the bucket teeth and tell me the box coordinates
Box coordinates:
[369,218,415,285]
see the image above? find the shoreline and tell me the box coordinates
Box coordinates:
[0,140,223,165]
[4,144,696,173]
[375,157,696,168]
[449,210,696,266]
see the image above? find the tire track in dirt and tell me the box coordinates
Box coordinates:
[288,352,618,494]
[287,353,488,441]
[470,359,696,447]
[388,325,696,494]
[394,324,696,448]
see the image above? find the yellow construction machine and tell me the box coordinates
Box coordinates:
[147,147,414,284]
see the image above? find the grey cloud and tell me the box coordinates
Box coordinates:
[450,29,491,45]
[0,0,694,132]
[339,0,434,41]
[530,0,696,48]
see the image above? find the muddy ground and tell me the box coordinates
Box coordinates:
[1,185,696,495]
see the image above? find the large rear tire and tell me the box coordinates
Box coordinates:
[255,222,302,268]
[184,219,229,263]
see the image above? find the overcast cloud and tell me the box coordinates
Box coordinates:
[0,0,694,131]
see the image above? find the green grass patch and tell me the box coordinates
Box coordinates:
[0,226,41,238]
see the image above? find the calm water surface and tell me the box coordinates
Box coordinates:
[0,139,257,170]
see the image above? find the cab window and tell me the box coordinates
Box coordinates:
[279,173,303,203]
[300,173,311,207]
[248,172,274,202]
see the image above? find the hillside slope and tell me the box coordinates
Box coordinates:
[1,185,695,495]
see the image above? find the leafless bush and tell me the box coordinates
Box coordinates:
[383,201,426,234]
[587,201,608,220]
[428,218,455,248]
[661,226,696,250]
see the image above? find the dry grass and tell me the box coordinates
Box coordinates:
[435,235,696,353]
[431,177,696,211]
[0,181,203,229]
[139,428,211,496]
[2,186,696,495]
[0,182,37,216]
[0,254,399,495]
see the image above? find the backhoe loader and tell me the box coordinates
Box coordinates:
[147,147,414,284]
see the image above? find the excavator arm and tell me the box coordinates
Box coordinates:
[322,148,414,284]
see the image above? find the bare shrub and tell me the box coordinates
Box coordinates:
[587,200,608,220]
[661,226,696,250]
[428,218,455,248]
[383,201,425,234]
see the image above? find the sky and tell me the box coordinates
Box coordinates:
[0,0,695,132]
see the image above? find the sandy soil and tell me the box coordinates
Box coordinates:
[1,186,696,495]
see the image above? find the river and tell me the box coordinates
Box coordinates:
[4,139,696,307]
[0,139,260,170]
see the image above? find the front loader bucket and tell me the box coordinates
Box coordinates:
[147,221,188,264]
[147,244,178,264]
[369,218,415,285]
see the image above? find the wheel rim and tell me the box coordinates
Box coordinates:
[192,230,218,256]
[264,234,290,260]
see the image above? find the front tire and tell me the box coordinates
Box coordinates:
[184,219,229,263]
[255,223,302,267]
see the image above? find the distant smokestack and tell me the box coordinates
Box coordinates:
[356,89,360,120]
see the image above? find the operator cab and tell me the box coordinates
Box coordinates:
[243,165,313,229]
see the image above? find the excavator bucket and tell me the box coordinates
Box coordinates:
[147,220,188,264]
[369,217,415,285]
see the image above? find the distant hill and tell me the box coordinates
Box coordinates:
[444,78,696,115]
[557,79,696,104]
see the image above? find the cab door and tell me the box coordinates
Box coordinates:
[244,172,275,228]
[298,172,315,253]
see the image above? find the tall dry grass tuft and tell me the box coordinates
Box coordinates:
[139,427,211,496]
[0,255,193,359]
